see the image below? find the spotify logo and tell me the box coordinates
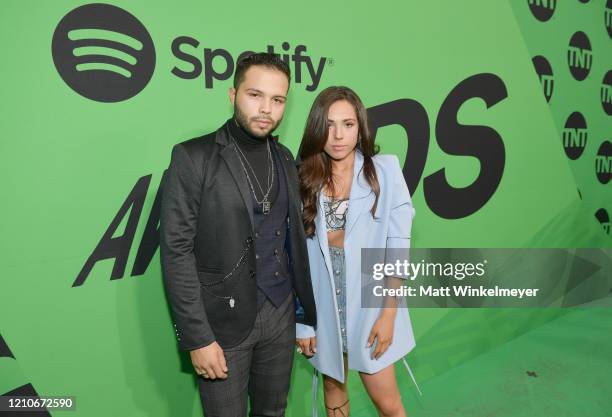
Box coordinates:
[52,3,155,103]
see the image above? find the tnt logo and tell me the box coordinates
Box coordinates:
[562,112,587,160]
[528,0,556,22]
[595,140,612,184]
[595,208,610,235]
[567,31,592,81]
[532,56,554,102]
[52,3,155,102]
[606,0,612,39]
[602,70,612,115]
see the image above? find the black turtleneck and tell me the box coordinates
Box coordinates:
[228,118,279,203]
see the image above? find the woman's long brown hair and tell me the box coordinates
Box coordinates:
[298,86,380,237]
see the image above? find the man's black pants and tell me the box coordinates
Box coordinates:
[197,292,295,417]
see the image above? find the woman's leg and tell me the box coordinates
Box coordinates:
[323,354,350,417]
[359,364,406,417]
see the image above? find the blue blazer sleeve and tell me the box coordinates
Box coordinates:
[384,156,415,277]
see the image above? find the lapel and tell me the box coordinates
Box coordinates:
[315,199,335,287]
[216,122,254,230]
[344,150,374,238]
[271,139,299,217]
[315,150,373,281]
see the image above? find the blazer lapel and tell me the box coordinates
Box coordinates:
[314,150,373,286]
[344,150,374,238]
[316,196,336,286]
[216,124,254,230]
[272,140,299,216]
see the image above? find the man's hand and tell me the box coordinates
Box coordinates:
[190,342,228,379]
[295,337,317,357]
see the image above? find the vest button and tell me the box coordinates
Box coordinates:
[274,271,280,277]
[275,230,281,236]
[255,254,259,260]
[274,248,278,255]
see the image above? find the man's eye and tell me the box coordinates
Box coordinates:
[250,93,259,97]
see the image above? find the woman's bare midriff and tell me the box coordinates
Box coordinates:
[327,229,345,249]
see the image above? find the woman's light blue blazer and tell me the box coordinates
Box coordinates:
[296,150,416,383]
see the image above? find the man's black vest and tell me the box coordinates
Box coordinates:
[251,143,293,308]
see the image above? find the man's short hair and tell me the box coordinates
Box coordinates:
[233,52,291,89]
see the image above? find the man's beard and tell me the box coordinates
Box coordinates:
[233,103,281,139]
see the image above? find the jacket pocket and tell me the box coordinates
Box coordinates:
[196,270,224,285]
[197,265,222,273]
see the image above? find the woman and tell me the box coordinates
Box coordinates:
[295,86,417,417]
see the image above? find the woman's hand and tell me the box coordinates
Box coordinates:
[367,309,396,360]
[296,337,317,357]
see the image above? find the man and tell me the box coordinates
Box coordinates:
[160,53,317,416]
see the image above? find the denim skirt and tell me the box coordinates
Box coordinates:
[329,246,347,353]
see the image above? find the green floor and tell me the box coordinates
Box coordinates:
[303,308,612,417]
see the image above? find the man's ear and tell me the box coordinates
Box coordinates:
[229,87,236,106]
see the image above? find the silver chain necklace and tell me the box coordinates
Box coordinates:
[233,136,273,196]
[230,136,275,214]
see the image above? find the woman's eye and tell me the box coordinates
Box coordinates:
[346,123,354,127]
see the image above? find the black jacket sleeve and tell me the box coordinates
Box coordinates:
[160,143,215,351]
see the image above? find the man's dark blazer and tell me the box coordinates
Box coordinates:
[160,119,317,351]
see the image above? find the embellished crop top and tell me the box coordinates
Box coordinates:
[323,194,349,232]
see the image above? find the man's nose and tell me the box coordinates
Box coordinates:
[259,99,271,114]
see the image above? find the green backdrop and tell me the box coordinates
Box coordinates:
[1,0,610,416]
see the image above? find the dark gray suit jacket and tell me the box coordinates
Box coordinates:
[160,120,317,351]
